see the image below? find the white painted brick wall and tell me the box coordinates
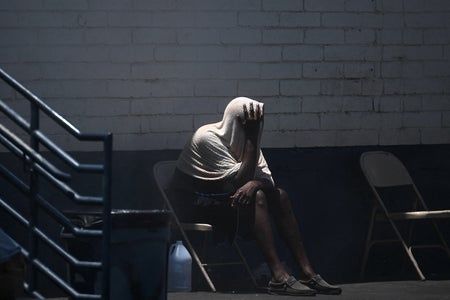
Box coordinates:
[0,0,449,151]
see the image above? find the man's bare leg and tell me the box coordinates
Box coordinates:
[268,188,315,280]
[247,190,318,296]
[265,188,342,295]
[252,190,290,282]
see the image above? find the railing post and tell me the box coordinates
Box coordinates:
[101,133,112,300]
[28,102,40,294]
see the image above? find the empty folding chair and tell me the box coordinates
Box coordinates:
[359,151,450,280]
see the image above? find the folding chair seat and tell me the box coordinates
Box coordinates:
[359,151,450,280]
[153,160,257,292]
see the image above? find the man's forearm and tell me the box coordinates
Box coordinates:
[233,138,258,188]
[232,101,263,189]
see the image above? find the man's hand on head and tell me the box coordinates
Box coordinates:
[237,102,264,137]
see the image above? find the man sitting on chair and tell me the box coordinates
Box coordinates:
[170,97,341,296]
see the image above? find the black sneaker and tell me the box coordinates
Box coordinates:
[268,276,316,296]
[300,274,342,295]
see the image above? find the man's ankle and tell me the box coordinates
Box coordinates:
[271,272,290,283]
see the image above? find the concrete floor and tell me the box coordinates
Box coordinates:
[168,280,450,300]
[13,280,450,299]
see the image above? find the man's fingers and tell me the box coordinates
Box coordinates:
[249,102,255,119]
[241,102,264,125]
[243,104,249,120]
[231,194,252,206]
[256,104,262,120]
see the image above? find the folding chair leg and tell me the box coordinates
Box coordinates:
[174,219,217,292]
[190,231,214,291]
[183,236,217,292]
[233,241,258,288]
[401,220,416,276]
[405,247,426,280]
[183,236,215,291]
[387,219,426,280]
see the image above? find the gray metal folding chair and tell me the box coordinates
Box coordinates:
[359,151,450,280]
[153,160,257,292]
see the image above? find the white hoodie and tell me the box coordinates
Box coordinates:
[176,97,274,185]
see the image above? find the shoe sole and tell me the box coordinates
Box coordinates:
[268,289,316,296]
[315,289,342,295]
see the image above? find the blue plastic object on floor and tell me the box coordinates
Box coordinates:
[168,240,192,292]
[0,228,20,265]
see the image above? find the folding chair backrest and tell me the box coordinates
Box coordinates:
[154,161,176,190]
[153,160,177,210]
[360,151,414,188]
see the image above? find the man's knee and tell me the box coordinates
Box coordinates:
[255,188,289,208]
[273,188,293,211]
[271,188,289,203]
[277,188,288,199]
[255,189,268,207]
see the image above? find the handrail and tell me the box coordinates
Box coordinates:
[0,67,112,299]
[0,164,102,238]
[0,99,30,131]
[34,163,103,204]
[0,197,101,269]
[34,130,104,173]
[0,128,103,203]
[0,124,71,181]
[0,68,107,141]
[19,246,101,299]
[0,99,104,173]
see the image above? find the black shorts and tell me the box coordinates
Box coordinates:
[168,188,254,243]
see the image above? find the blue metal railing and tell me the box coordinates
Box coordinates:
[0,67,112,299]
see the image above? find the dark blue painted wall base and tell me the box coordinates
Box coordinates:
[1,144,450,294]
